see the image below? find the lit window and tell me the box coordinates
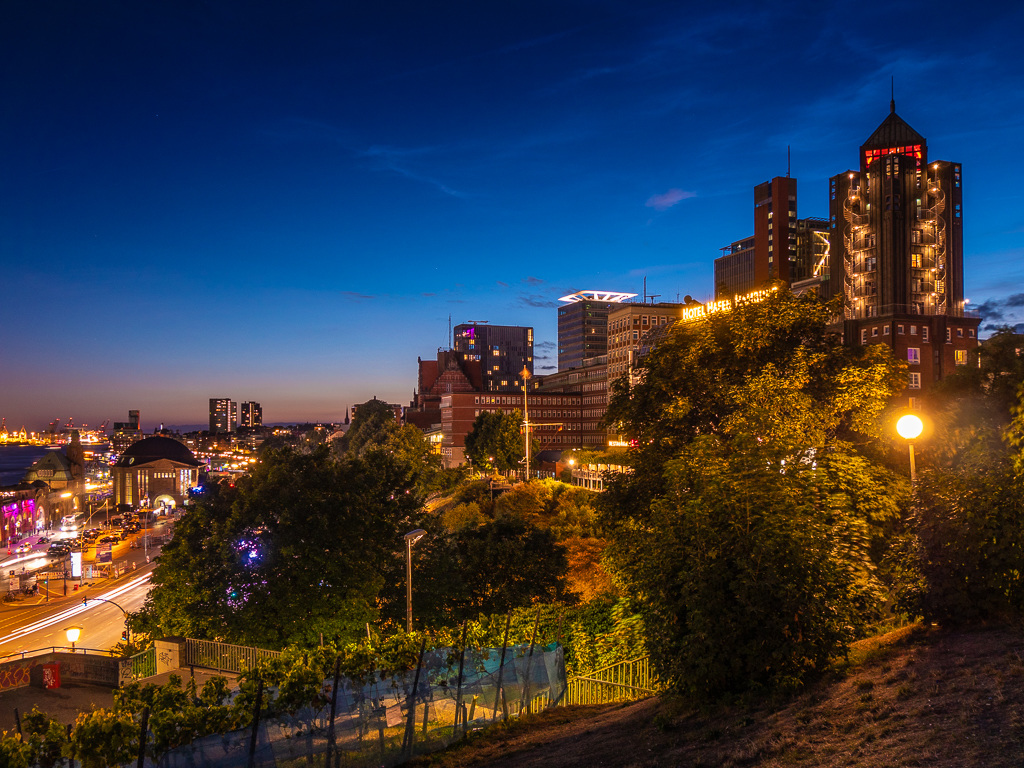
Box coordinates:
[908,348,920,364]
[910,326,917,335]
[909,372,921,389]
[955,350,967,366]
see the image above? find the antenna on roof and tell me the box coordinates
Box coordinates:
[448,314,452,350]
[787,145,791,178]
[891,76,896,114]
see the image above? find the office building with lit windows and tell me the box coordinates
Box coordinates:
[557,290,637,371]
[453,323,533,392]
[826,101,979,396]
[715,177,830,298]
[209,398,236,433]
[240,401,262,428]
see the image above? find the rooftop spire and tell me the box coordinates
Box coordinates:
[890,76,895,114]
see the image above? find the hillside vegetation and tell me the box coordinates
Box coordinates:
[411,624,1024,768]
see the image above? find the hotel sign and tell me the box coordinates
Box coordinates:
[680,287,779,323]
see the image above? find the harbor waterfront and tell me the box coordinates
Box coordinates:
[0,444,53,486]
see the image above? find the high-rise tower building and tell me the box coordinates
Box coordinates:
[240,401,262,428]
[453,323,533,391]
[209,398,236,433]
[557,290,637,371]
[715,177,828,298]
[825,101,979,393]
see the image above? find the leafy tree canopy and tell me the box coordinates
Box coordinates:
[464,409,524,472]
[339,397,399,455]
[135,445,423,648]
[601,288,908,698]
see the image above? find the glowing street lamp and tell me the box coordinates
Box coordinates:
[896,413,924,482]
[65,625,83,653]
[404,529,426,633]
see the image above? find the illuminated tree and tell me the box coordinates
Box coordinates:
[602,288,907,698]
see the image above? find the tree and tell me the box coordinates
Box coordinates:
[135,445,423,648]
[396,517,570,628]
[336,397,461,494]
[904,333,1024,624]
[601,288,907,698]
[464,410,524,471]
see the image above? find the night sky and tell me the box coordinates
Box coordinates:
[3,1,1023,431]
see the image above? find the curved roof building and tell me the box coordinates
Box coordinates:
[113,436,202,510]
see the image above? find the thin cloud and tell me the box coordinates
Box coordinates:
[539,365,557,371]
[645,188,696,211]
[536,340,556,352]
[519,294,556,309]
[523,276,545,286]
[362,145,466,198]
[340,291,375,300]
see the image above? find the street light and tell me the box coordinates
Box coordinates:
[896,413,924,482]
[404,529,426,633]
[65,625,82,653]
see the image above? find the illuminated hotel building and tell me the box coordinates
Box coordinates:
[557,290,636,371]
[825,101,979,394]
[453,323,533,392]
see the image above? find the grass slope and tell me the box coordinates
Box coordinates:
[411,624,1024,767]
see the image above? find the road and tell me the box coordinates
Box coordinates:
[0,517,174,658]
[0,569,154,656]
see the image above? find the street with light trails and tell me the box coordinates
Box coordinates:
[0,570,153,657]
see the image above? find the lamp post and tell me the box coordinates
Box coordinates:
[521,365,531,482]
[404,529,426,633]
[82,596,131,646]
[65,625,82,653]
[896,414,924,482]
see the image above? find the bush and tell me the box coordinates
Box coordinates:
[913,461,1024,623]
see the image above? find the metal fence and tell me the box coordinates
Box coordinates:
[182,638,282,674]
[131,647,157,679]
[136,641,566,767]
[561,656,659,706]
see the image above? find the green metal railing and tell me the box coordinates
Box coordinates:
[182,638,281,674]
[130,647,156,679]
[560,657,659,706]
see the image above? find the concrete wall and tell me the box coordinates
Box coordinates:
[0,652,123,692]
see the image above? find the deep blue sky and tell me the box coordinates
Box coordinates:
[3,0,1023,431]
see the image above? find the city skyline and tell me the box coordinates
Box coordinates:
[3,1,1023,430]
